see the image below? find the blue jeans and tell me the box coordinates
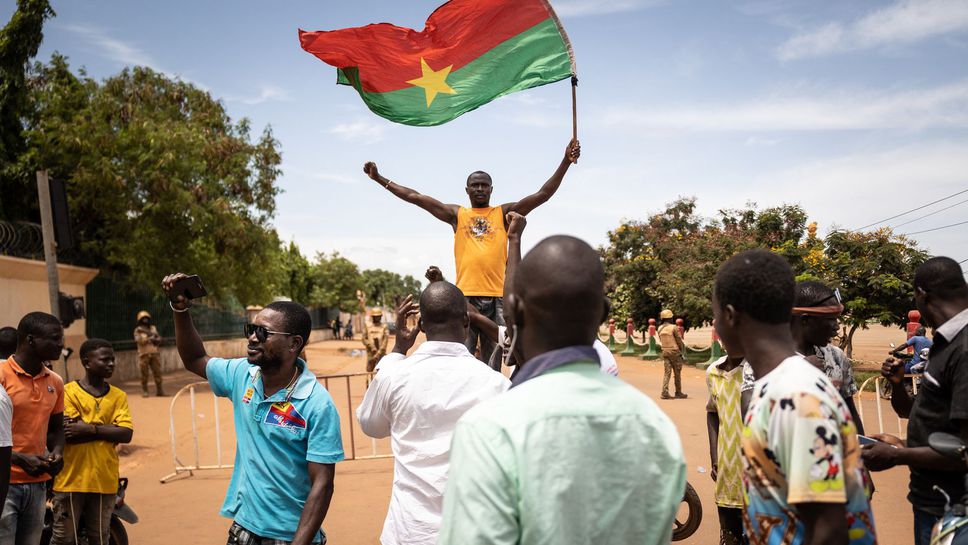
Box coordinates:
[465,296,504,368]
[916,506,968,545]
[0,482,48,545]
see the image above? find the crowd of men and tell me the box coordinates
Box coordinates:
[3,138,967,545]
[164,242,966,545]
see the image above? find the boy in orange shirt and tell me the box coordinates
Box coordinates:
[51,338,133,545]
[0,312,66,544]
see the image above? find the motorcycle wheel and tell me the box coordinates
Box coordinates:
[672,481,703,541]
[110,516,129,545]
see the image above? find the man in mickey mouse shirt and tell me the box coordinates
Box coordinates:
[713,250,876,545]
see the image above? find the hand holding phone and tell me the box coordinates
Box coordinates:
[162,273,208,309]
[859,435,899,448]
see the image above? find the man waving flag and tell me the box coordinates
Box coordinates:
[299,0,576,126]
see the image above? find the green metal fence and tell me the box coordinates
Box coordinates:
[86,275,248,350]
[85,276,336,350]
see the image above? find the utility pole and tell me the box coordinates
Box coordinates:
[36,170,61,320]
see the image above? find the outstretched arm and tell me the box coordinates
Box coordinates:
[505,140,580,217]
[162,273,209,378]
[503,212,527,305]
[364,162,459,228]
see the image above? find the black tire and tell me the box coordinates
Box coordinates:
[672,481,703,542]
[110,516,129,545]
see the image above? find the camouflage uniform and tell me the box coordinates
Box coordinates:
[134,311,165,396]
[657,321,686,398]
[361,315,389,373]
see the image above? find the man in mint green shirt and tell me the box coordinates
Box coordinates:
[439,235,686,545]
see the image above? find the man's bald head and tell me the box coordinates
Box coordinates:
[419,281,468,338]
[512,235,605,351]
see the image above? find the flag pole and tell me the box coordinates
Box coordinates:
[571,75,578,164]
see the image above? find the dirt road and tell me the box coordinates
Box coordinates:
[114,334,914,544]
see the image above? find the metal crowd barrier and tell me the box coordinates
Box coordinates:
[161,371,389,483]
[855,374,919,440]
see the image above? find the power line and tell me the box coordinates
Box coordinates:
[961,258,968,264]
[855,187,968,230]
[891,196,968,229]
[900,219,968,236]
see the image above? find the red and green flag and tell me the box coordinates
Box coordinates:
[298,0,576,126]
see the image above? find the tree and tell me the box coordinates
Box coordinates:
[310,252,362,312]
[601,198,927,358]
[18,57,284,304]
[807,229,928,357]
[361,268,423,308]
[274,241,314,305]
[601,199,805,329]
[0,0,54,220]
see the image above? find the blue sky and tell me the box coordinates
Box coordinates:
[7,0,968,281]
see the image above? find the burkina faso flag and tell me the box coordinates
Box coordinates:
[298,0,576,126]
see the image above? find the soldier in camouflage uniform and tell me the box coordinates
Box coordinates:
[657,309,687,400]
[360,299,389,373]
[134,310,165,397]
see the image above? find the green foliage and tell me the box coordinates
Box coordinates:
[310,252,363,312]
[602,199,926,356]
[806,229,928,355]
[602,198,806,329]
[0,0,54,220]
[361,268,423,308]
[17,56,284,304]
[274,241,315,305]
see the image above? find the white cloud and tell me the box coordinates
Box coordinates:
[744,136,782,147]
[694,141,968,257]
[62,23,157,67]
[225,85,290,105]
[62,23,205,88]
[777,0,968,60]
[553,0,664,18]
[328,120,388,144]
[757,142,968,202]
[597,79,968,132]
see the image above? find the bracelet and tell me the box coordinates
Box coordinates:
[384,180,392,189]
[169,301,189,313]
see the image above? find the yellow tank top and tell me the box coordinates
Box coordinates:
[454,206,508,297]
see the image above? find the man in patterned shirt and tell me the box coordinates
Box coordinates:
[713,249,876,545]
[706,353,748,545]
[740,282,864,436]
[789,281,864,436]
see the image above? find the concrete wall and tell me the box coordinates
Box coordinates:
[0,254,98,358]
[94,327,335,384]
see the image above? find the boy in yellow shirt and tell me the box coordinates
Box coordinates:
[51,338,133,545]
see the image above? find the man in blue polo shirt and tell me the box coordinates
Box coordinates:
[163,273,344,545]
[891,326,933,373]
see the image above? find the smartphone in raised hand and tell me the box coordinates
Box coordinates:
[168,275,208,303]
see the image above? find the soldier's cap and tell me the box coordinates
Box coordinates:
[660,309,674,319]
[370,308,383,317]
[137,310,152,321]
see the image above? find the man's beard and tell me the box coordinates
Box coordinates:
[248,350,283,369]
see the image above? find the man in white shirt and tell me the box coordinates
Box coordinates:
[0,386,11,506]
[357,282,510,545]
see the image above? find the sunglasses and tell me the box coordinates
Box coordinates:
[244,323,295,343]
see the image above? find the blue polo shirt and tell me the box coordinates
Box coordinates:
[904,335,934,371]
[207,357,345,542]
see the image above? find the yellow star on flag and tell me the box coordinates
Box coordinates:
[407,58,457,107]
